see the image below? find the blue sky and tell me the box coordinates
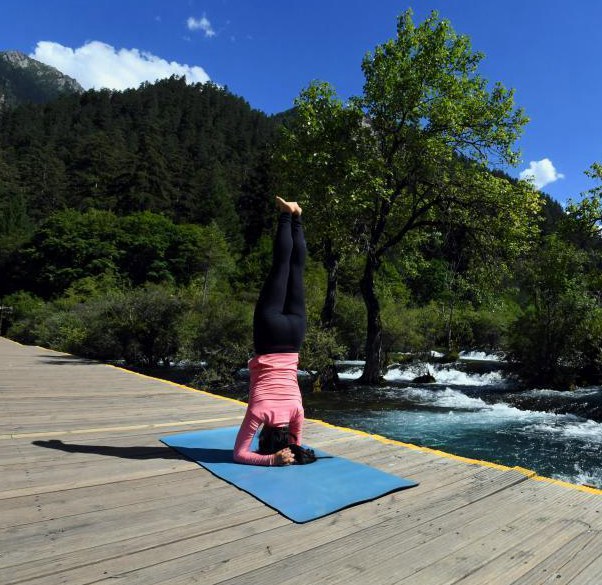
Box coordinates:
[2,0,601,205]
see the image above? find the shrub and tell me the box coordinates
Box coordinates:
[4,291,49,344]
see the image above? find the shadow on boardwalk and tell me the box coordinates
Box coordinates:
[32,439,185,460]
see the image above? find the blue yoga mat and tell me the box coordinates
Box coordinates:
[160,426,418,523]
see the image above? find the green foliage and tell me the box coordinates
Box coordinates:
[299,323,347,377]
[275,81,372,250]
[507,235,601,386]
[303,258,328,322]
[274,81,374,327]
[3,290,49,344]
[462,304,517,349]
[381,299,513,362]
[277,10,542,383]
[60,271,124,306]
[333,293,366,358]
[381,303,425,359]
[7,285,188,365]
[31,308,87,354]
[236,234,274,292]
[4,210,235,298]
[12,209,122,296]
[580,311,602,382]
[0,76,278,249]
[361,10,527,166]
[182,295,253,387]
[564,163,602,259]
[75,284,187,366]
[376,260,411,306]
[566,163,602,234]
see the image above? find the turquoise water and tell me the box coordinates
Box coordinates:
[306,357,602,489]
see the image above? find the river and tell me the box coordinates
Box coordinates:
[302,352,602,489]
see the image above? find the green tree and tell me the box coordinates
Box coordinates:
[2,291,48,344]
[170,222,236,301]
[77,284,186,366]
[11,209,121,296]
[508,235,601,386]
[354,11,543,383]
[566,163,602,237]
[283,11,540,383]
[0,152,33,273]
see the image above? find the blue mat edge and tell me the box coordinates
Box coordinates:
[159,427,419,524]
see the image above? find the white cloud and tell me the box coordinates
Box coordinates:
[519,158,565,190]
[187,15,216,38]
[30,41,211,91]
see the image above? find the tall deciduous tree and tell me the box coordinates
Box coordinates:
[279,10,542,383]
[353,11,543,383]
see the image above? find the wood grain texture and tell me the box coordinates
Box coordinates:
[0,337,600,585]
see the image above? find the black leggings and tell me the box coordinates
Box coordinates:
[253,213,306,354]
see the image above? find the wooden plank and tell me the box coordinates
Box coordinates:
[503,530,602,585]
[0,460,200,500]
[203,485,592,585]
[2,512,286,585]
[0,479,270,571]
[2,468,514,585]
[0,469,214,528]
[0,458,522,583]
[566,544,602,585]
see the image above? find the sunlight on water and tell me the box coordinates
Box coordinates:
[318,378,602,489]
[339,362,509,386]
[459,350,505,361]
[384,363,508,387]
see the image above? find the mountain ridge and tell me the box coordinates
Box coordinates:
[0,50,83,108]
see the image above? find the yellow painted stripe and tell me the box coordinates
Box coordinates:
[108,364,247,406]
[0,416,244,440]
[5,338,601,496]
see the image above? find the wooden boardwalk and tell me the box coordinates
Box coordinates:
[1,337,601,585]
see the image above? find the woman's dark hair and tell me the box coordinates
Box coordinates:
[258,425,317,464]
[258,425,293,454]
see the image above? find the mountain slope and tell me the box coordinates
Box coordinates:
[0,50,83,108]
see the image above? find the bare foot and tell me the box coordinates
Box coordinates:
[276,196,302,215]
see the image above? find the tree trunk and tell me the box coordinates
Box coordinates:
[446,299,454,352]
[358,252,384,384]
[202,268,209,304]
[320,239,339,329]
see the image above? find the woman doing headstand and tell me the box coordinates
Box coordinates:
[233,196,306,466]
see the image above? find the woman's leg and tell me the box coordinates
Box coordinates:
[283,214,307,347]
[253,212,294,354]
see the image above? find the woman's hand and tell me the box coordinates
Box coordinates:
[274,447,295,465]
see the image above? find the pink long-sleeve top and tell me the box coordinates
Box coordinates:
[233,352,304,466]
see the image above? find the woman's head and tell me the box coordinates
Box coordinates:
[258,425,291,454]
